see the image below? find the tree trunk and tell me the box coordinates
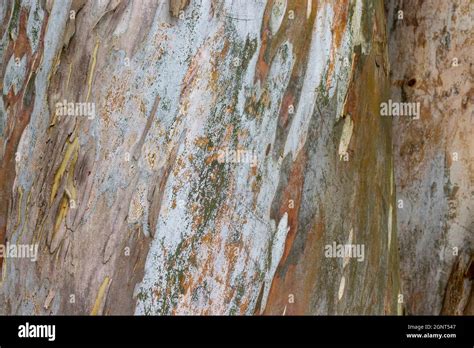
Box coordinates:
[0,0,464,316]
[387,0,473,315]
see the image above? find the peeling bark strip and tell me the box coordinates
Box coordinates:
[0,0,48,271]
[0,0,469,316]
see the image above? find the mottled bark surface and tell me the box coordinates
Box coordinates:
[387,0,473,315]
[0,0,469,316]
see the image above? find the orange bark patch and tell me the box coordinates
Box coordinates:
[280,93,295,127]
[255,0,318,85]
[13,9,32,59]
[278,149,306,266]
[263,209,326,315]
[0,7,47,271]
[326,0,349,88]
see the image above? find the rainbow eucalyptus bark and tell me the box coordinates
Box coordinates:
[0,0,399,315]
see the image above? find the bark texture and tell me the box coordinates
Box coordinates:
[0,0,469,316]
[387,0,473,315]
